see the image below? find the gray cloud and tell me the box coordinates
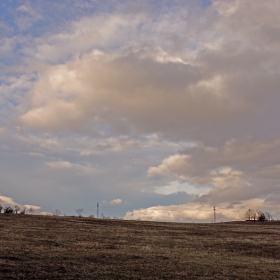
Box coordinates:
[1,0,280,221]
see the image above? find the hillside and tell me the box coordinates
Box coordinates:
[1,214,280,279]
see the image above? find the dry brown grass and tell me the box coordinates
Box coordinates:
[1,215,280,279]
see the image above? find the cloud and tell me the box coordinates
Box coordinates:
[0,127,6,135]
[109,199,122,205]
[17,1,280,145]
[19,48,236,140]
[2,0,280,221]
[24,204,41,211]
[125,198,280,222]
[0,194,40,212]
[15,3,42,31]
[146,136,280,208]
[46,160,98,173]
[154,181,209,196]
[0,194,18,205]
[14,133,177,156]
[148,154,191,180]
[102,199,122,206]
[38,211,54,216]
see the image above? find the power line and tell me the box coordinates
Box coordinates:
[213,206,216,223]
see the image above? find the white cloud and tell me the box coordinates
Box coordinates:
[102,199,122,206]
[154,181,210,196]
[0,194,40,212]
[148,154,190,180]
[147,136,280,206]
[24,204,41,211]
[125,198,280,222]
[38,211,53,216]
[109,199,122,205]
[0,195,17,206]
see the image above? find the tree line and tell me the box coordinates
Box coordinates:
[0,204,36,215]
[244,209,273,221]
[0,204,276,222]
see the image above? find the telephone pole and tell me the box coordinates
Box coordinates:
[97,203,99,218]
[213,206,216,223]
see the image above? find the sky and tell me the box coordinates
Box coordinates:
[1,0,280,222]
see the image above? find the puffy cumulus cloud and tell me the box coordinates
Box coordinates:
[3,0,280,220]
[102,199,122,206]
[148,137,280,206]
[124,203,217,221]
[17,0,280,146]
[18,49,240,140]
[0,194,18,206]
[148,154,191,180]
[24,204,41,211]
[125,198,280,222]
[109,199,122,205]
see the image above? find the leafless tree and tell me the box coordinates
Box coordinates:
[14,205,20,214]
[258,211,266,222]
[4,206,14,214]
[265,212,272,221]
[76,208,84,217]
[101,213,110,219]
[0,204,3,213]
[252,210,258,221]
[28,207,35,215]
[89,214,95,218]
[20,207,26,214]
[244,209,257,220]
[54,209,61,216]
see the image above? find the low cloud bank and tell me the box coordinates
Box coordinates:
[0,194,40,212]
[125,199,280,222]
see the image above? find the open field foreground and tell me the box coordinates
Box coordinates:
[1,215,280,279]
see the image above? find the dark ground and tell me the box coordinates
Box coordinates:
[0,214,280,279]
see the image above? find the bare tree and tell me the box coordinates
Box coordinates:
[28,207,35,215]
[0,204,3,213]
[20,207,26,214]
[54,209,61,216]
[4,206,14,214]
[258,211,266,222]
[101,213,110,219]
[265,212,272,221]
[89,214,95,218]
[244,209,256,221]
[76,208,84,217]
[14,205,20,214]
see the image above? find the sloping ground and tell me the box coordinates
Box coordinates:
[0,215,280,279]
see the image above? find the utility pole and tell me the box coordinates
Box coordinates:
[213,206,216,223]
[97,203,99,218]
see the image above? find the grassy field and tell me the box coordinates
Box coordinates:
[0,215,280,279]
